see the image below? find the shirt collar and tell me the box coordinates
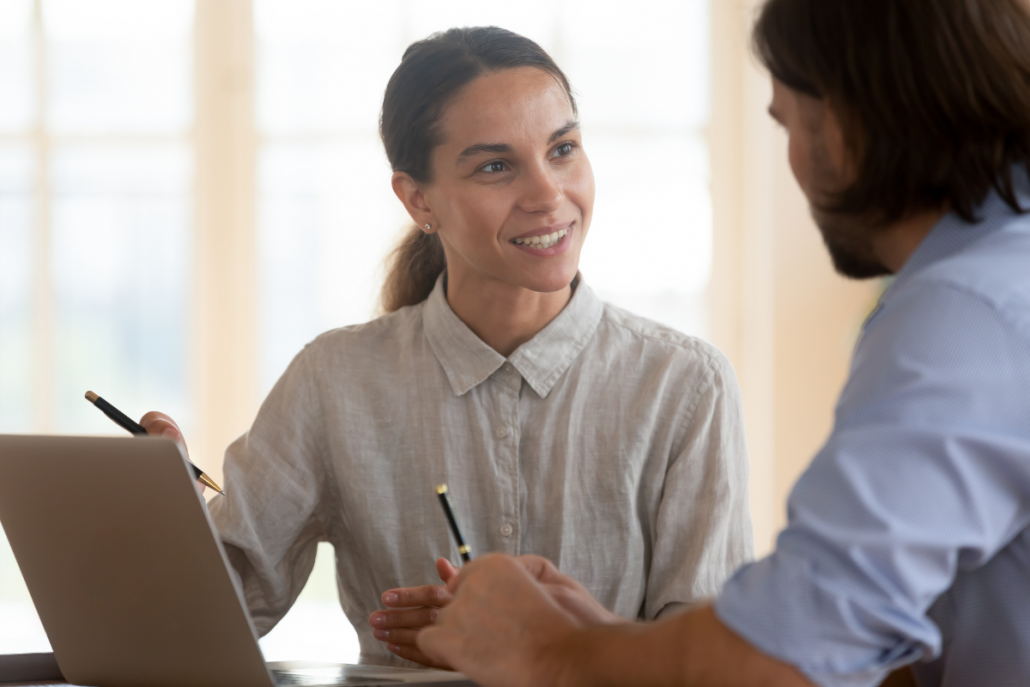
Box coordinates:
[881,165,1030,307]
[422,273,604,398]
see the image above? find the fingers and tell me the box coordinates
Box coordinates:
[381,639,452,670]
[515,554,560,583]
[436,558,459,584]
[139,411,182,439]
[379,583,451,609]
[369,606,440,630]
[139,411,191,463]
[372,626,419,646]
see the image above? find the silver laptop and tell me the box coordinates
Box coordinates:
[0,434,475,687]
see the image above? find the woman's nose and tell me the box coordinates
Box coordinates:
[519,165,564,214]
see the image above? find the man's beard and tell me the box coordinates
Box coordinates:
[806,138,892,279]
[811,206,892,279]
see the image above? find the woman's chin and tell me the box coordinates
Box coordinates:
[516,265,581,294]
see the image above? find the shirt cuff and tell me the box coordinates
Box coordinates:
[714,554,918,687]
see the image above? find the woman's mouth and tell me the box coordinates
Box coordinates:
[511,227,569,250]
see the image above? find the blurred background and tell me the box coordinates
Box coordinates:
[0,0,880,663]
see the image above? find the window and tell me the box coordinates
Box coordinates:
[0,0,194,654]
[1,0,712,663]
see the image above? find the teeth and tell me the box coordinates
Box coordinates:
[512,228,570,249]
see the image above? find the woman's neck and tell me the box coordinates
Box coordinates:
[445,272,573,357]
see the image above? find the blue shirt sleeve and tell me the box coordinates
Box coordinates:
[715,277,1030,687]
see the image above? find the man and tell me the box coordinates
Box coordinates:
[414,1,1030,686]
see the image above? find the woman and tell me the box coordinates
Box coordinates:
[145,27,752,668]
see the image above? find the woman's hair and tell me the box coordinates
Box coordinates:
[752,0,1030,225]
[378,27,577,313]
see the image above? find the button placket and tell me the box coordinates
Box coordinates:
[493,369,520,555]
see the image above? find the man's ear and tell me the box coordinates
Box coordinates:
[392,172,438,233]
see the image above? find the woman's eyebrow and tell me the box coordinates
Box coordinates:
[549,120,579,143]
[456,143,512,165]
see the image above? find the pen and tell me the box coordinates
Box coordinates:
[435,484,472,564]
[84,391,225,496]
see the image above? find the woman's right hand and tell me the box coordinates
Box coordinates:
[139,411,204,494]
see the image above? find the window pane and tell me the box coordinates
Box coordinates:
[560,0,710,129]
[50,143,192,434]
[255,0,405,135]
[0,0,34,133]
[0,146,46,653]
[44,0,193,135]
[405,0,558,51]
[0,144,33,432]
[257,137,405,393]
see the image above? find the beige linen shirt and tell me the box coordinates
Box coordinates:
[210,275,753,666]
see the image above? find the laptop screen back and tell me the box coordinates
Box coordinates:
[0,434,273,687]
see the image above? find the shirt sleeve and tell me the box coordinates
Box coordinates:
[208,344,331,636]
[645,351,754,619]
[715,280,1030,687]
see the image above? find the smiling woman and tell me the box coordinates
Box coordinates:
[142,26,753,670]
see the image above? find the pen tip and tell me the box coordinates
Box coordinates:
[85,391,99,404]
[436,484,448,494]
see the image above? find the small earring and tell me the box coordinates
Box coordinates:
[424,223,431,231]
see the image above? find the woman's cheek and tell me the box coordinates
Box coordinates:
[565,158,595,221]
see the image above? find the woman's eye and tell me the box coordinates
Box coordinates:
[481,161,507,173]
[553,142,575,158]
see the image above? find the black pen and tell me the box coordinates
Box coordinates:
[85,391,225,496]
[435,484,472,564]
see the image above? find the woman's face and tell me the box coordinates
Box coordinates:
[416,67,594,294]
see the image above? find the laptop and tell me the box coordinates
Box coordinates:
[0,434,476,687]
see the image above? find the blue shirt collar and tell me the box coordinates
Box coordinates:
[881,165,1030,307]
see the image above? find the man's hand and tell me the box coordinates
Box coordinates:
[419,554,816,687]
[418,554,586,687]
[139,411,204,495]
[369,558,460,668]
[508,555,623,626]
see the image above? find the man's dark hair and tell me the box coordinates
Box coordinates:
[753,0,1030,224]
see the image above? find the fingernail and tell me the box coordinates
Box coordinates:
[383,593,398,606]
[371,614,385,626]
[162,428,179,439]
[373,629,389,640]
[388,644,401,653]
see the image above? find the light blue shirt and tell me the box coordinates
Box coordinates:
[716,171,1030,687]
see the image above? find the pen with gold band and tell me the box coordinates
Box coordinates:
[435,484,472,564]
[84,391,225,496]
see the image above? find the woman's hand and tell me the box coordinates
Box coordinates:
[371,554,622,669]
[139,411,204,494]
[370,558,460,668]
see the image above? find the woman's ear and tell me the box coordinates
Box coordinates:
[391,172,438,233]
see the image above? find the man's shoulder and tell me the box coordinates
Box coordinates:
[915,216,1030,327]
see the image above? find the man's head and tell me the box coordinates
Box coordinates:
[754,0,1030,278]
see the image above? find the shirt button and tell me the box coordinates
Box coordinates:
[495,426,509,439]
[500,523,513,537]
[503,364,514,373]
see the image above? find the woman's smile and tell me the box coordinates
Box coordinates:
[510,222,574,255]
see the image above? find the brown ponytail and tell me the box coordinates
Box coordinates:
[377,26,576,313]
[379,227,447,313]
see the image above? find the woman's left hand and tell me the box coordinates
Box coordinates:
[369,558,459,668]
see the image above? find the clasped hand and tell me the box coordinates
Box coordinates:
[370,554,623,670]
